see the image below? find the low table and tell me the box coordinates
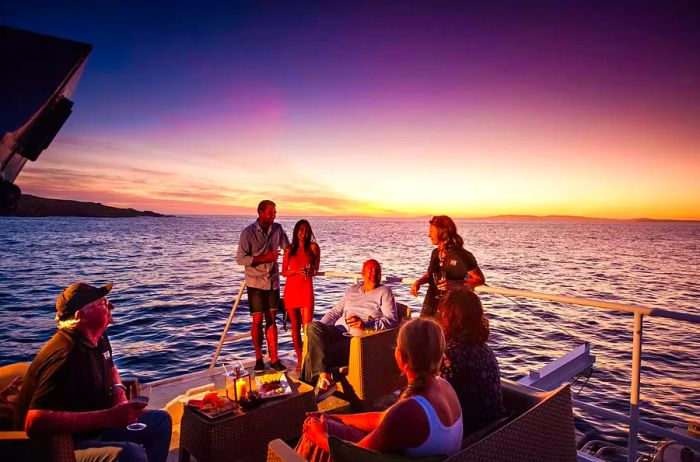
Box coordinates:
[179,379,316,462]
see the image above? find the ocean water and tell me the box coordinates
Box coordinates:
[1,216,698,451]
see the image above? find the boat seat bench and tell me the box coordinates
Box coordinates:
[267,380,577,462]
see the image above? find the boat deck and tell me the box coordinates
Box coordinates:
[146,355,352,462]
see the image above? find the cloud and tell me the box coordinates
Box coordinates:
[16,162,380,216]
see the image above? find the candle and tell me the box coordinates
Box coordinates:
[235,378,248,399]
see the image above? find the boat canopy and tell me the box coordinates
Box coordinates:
[0,26,91,213]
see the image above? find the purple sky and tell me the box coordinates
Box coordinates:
[6,1,700,217]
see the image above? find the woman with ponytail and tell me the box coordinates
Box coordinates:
[299,318,463,457]
[438,288,505,435]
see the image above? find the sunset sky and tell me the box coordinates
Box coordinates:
[6,1,700,219]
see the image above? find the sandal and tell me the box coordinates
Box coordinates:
[314,376,337,402]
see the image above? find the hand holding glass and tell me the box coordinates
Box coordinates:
[433,272,447,294]
[344,312,357,336]
[301,264,312,279]
[126,387,151,431]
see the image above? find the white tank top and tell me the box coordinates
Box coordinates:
[403,394,463,457]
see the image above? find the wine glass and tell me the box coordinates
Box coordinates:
[126,386,151,431]
[343,311,354,337]
[433,269,447,296]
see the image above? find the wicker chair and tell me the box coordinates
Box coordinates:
[0,362,76,462]
[452,381,577,462]
[266,381,577,462]
[302,303,411,410]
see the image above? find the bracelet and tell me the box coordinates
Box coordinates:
[114,383,127,392]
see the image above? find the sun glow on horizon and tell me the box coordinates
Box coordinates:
[16,119,700,220]
[8,2,700,220]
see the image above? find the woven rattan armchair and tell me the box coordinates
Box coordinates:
[452,381,577,462]
[0,432,76,462]
[0,362,76,462]
[266,381,577,462]
[334,327,404,410]
[302,303,410,410]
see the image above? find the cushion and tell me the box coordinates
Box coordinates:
[328,436,446,462]
[0,375,23,430]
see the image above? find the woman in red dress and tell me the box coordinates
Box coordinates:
[282,220,321,370]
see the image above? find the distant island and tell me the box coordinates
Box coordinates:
[472,214,700,223]
[407,214,699,223]
[10,194,167,217]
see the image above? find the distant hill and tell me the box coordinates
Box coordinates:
[470,214,700,223]
[11,194,167,217]
[475,214,618,222]
[408,214,699,223]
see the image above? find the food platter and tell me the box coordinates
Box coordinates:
[187,392,239,419]
[255,372,293,399]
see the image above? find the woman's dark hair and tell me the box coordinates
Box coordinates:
[289,220,315,261]
[438,288,490,344]
[429,215,464,249]
[397,318,445,399]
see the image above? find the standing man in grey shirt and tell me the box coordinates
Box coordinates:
[236,200,290,373]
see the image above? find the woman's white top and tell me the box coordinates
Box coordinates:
[403,394,463,457]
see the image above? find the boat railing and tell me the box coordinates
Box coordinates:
[210,271,700,462]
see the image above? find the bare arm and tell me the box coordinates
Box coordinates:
[281,248,296,277]
[25,402,144,438]
[330,411,384,432]
[252,250,279,265]
[311,242,321,274]
[302,410,386,453]
[410,272,431,296]
[357,399,428,453]
[466,266,485,288]
[112,366,127,405]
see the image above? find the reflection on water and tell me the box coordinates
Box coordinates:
[1,216,699,448]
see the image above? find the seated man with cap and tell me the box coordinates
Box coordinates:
[14,282,172,462]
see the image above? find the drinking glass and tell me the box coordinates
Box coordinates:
[344,311,354,337]
[433,271,447,296]
[126,387,151,431]
[366,316,376,333]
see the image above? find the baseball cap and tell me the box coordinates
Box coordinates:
[55,282,113,321]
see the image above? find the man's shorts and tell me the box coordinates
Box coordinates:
[246,287,281,314]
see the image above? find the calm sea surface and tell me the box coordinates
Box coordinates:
[1,217,698,450]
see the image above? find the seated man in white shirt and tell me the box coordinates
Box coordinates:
[300,259,398,399]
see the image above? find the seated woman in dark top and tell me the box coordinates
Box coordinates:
[437,288,505,435]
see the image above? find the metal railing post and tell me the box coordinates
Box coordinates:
[209,282,247,369]
[627,312,644,462]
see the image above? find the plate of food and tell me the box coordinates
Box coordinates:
[187,392,239,419]
[255,372,293,399]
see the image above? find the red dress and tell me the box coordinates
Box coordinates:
[283,249,315,309]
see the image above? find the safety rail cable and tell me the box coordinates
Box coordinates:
[211,271,700,461]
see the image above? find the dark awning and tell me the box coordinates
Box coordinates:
[0,25,92,135]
